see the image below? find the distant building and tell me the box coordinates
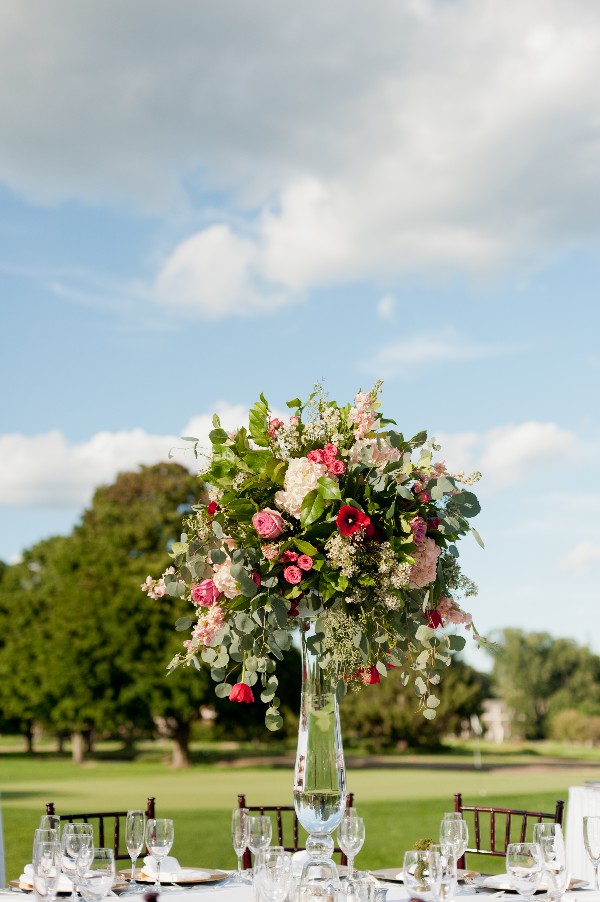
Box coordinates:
[480,699,512,743]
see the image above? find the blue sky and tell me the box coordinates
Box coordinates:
[1,0,599,670]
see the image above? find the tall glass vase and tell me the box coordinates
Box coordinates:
[293,619,346,867]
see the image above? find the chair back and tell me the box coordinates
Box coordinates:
[237,792,355,869]
[453,792,565,868]
[45,798,156,861]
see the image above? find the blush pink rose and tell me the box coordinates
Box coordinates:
[252,508,285,539]
[283,565,302,584]
[297,555,313,571]
[307,449,325,464]
[329,459,346,475]
[191,579,222,606]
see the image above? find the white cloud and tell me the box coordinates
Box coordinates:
[369,329,523,378]
[1,1,600,314]
[437,421,576,486]
[0,402,246,508]
[560,541,600,571]
[377,296,396,319]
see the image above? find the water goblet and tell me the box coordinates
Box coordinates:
[403,848,442,902]
[32,840,61,902]
[76,848,116,902]
[337,813,365,878]
[540,835,568,902]
[120,809,146,894]
[33,829,59,861]
[584,816,600,890]
[440,815,468,861]
[506,842,543,902]
[253,848,293,902]
[247,815,273,867]
[429,844,458,902]
[231,807,251,884]
[39,815,61,836]
[145,818,174,891]
[533,823,562,845]
[61,823,94,902]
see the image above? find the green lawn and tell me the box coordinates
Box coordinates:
[2,747,598,883]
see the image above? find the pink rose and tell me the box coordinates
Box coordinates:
[307,449,324,464]
[297,555,313,571]
[427,517,441,531]
[268,418,284,437]
[418,491,431,503]
[283,565,302,584]
[289,416,300,425]
[329,459,346,475]
[281,549,298,562]
[191,579,222,606]
[323,444,338,464]
[409,516,427,545]
[252,508,285,539]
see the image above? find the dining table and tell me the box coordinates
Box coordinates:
[566,784,600,884]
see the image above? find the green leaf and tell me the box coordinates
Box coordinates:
[422,708,436,720]
[230,563,258,598]
[175,616,193,632]
[215,682,232,698]
[265,712,283,731]
[209,428,229,444]
[169,541,188,556]
[317,476,342,500]
[286,398,302,408]
[212,519,224,539]
[210,549,227,565]
[212,413,221,428]
[470,526,485,548]
[426,694,440,708]
[448,635,466,652]
[294,539,318,555]
[415,676,427,696]
[234,612,254,633]
[300,489,325,527]
[454,491,481,519]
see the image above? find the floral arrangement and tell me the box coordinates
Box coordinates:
[142,383,484,731]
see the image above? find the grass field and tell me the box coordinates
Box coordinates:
[2,742,599,884]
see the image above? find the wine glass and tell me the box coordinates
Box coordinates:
[440,815,468,861]
[583,816,600,890]
[403,848,442,902]
[247,815,272,867]
[145,818,174,891]
[506,842,543,902]
[253,848,293,902]
[429,844,458,902]
[337,813,365,878]
[540,835,569,902]
[32,840,61,902]
[39,815,61,837]
[533,823,562,845]
[231,807,251,884]
[120,809,145,894]
[76,848,116,902]
[61,824,94,902]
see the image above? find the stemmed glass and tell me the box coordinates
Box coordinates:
[506,842,543,902]
[122,810,146,894]
[76,848,116,902]
[231,808,251,884]
[32,840,61,902]
[39,816,61,837]
[247,815,273,868]
[253,848,293,902]
[584,816,600,890]
[337,812,365,878]
[540,835,569,902]
[429,844,458,902]
[145,818,174,891]
[61,824,94,902]
[33,829,59,861]
[440,815,468,862]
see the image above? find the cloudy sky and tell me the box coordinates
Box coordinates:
[1,0,599,669]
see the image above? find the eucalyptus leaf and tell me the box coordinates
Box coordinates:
[215,682,233,698]
[175,616,194,632]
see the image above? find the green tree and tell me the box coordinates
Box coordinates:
[492,629,600,739]
[340,657,488,750]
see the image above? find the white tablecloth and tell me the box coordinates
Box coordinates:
[566,785,600,883]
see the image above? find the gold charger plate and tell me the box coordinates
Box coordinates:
[119,868,228,885]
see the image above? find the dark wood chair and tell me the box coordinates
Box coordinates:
[237,792,355,869]
[453,792,565,869]
[45,798,156,861]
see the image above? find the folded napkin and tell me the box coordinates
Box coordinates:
[140,856,182,882]
[291,851,309,877]
[20,864,74,893]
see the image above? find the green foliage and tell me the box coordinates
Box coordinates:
[492,628,600,739]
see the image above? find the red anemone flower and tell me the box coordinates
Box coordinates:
[336,505,370,537]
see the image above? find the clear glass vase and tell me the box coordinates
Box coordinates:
[293,619,346,870]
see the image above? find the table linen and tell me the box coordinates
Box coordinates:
[566,785,600,883]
